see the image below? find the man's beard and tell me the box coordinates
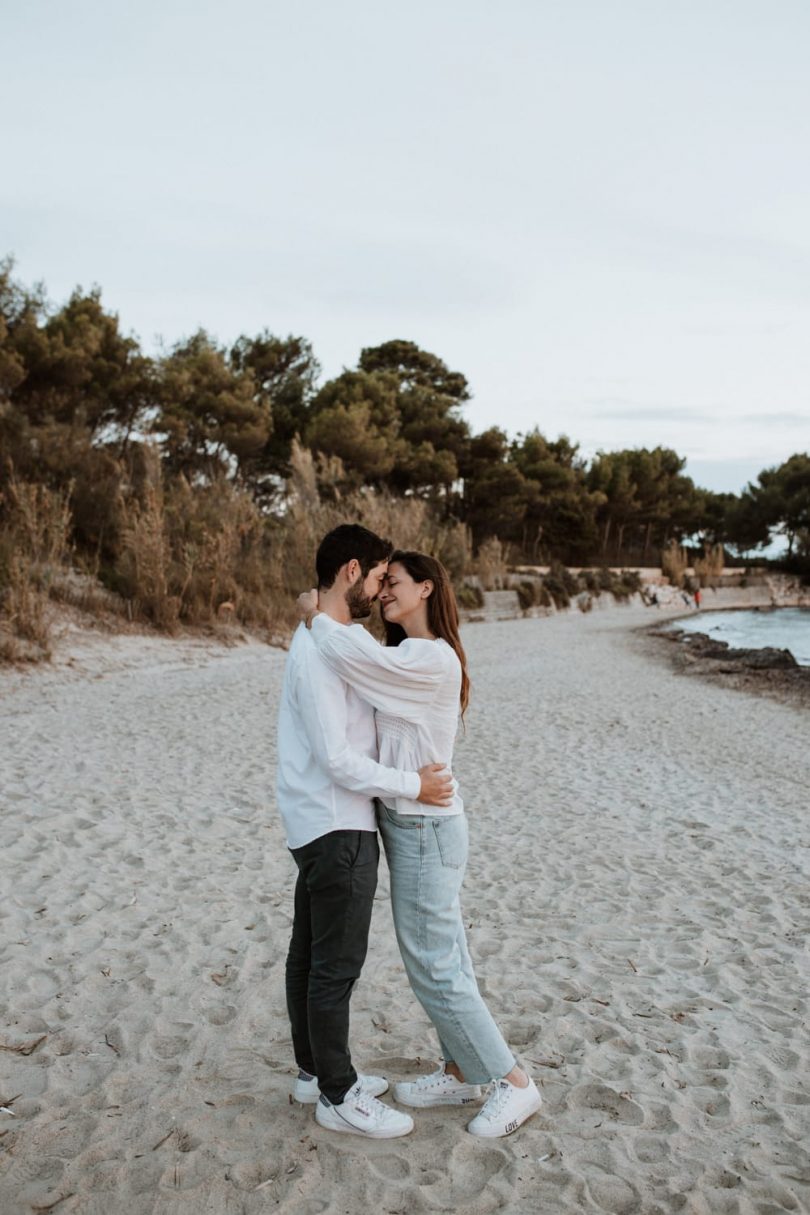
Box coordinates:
[345,582,375,620]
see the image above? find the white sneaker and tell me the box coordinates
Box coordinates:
[293,1070,389,1105]
[466,1075,542,1137]
[393,1066,482,1108]
[315,1081,414,1139]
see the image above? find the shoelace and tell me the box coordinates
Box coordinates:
[479,1080,512,1121]
[351,1088,385,1119]
[416,1068,449,1090]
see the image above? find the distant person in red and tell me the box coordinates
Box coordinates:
[694,587,702,609]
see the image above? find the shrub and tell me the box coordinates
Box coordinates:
[619,568,642,595]
[457,583,485,610]
[549,561,580,597]
[542,574,569,609]
[516,580,537,610]
[608,569,642,599]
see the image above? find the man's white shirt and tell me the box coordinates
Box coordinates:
[276,621,421,849]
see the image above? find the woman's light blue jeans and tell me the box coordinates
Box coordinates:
[377,800,516,1085]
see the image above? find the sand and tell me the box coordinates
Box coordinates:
[1,608,808,1215]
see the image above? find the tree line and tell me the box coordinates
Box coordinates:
[2,256,808,585]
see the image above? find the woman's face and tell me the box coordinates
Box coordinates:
[379,562,431,625]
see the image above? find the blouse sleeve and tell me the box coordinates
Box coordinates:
[309,613,445,721]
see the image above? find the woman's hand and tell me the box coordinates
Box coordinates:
[296,589,319,627]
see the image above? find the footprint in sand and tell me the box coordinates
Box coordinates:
[699,1091,731,1120]
[690,1045,730,1070]
[204,1003,237,1025]
[368,1153,411,1181]
[150,1034,189,1059]
[40,1114,98,1159]
[128,1157,164,1195]
[778,1088,810,1106]
[633,1135,670,1164]
[416,1140,509,1208]
[569,1083,644,1126]
[584,1170,641,1214]
[4,1153,66,1192]
[751,1001,804,1029]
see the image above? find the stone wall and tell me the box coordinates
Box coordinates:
[458,572,809,624]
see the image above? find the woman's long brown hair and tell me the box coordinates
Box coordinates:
[383,550,470,716]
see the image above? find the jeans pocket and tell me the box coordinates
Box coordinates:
[348,830,379,866]
[432,815,467,870]
[349,833,379,899]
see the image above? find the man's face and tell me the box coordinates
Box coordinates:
[345,560,388,619]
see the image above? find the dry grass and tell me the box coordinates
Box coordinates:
[0,475,72,661]
[104,442,471,637]
[114,447,283,633]
[661,539,689,588]
[694,543,725,584]
[118,477,178,631]
[475,535,507,590]
[1,441,478,661]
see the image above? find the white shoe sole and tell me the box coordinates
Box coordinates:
[394,1089,481,1108]
[314,1110,414,1139]
[467,1095,542,1138]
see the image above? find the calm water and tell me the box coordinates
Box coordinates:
[674,607,810,666]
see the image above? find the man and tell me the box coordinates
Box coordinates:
[276,524,453,1140]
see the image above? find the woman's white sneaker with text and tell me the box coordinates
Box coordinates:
[315,1082,414,1138]
[293,1070,388,1104]
[466,1076,542,1137]
[393,1066,482,1108]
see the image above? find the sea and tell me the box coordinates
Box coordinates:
[674,607,810,667]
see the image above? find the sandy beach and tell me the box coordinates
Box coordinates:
[1,608,809,1215]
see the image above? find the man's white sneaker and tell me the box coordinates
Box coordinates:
[315,1081,414,1139]
[293,1070,389,1105]
[466,1076,542,1137]
[393,1066,482,1108]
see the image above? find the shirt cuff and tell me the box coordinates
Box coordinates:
[403,771,421,800]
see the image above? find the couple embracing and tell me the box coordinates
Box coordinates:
[276,524,541,1140]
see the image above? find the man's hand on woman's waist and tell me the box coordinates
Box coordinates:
[417,764,454,807]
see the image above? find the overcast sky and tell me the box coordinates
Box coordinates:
[3,0,808,494]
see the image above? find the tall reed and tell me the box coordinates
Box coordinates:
[693,543,724,584]
[661,539,689,588]
[0,473,72,659]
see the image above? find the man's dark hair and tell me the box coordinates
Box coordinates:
[316,524,393,589]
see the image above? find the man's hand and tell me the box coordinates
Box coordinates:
[296,589,319,626]
[417,763,454,807]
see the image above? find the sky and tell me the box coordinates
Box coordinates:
[2,0,809,496]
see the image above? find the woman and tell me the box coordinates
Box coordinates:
[299,550,541,1138]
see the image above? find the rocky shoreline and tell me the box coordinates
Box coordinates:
[650,624,810,711]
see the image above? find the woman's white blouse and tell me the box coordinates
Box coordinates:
[309,613,463,816]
